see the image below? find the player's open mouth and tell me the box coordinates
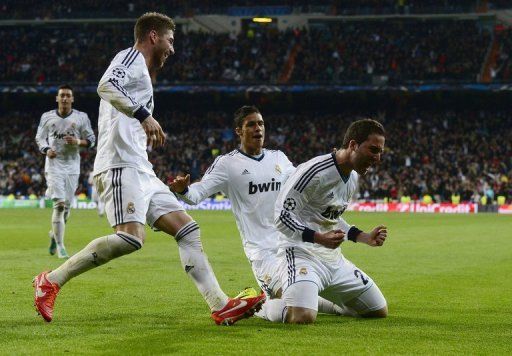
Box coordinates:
[253,134,263,139]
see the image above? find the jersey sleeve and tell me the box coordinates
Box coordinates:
[335,217,352,234]
[274,174,319,243]
[280,151,296,184]
[178,156,228,205]
[97,55,150,122]
[35,114,50,154]
[80,113,96,148]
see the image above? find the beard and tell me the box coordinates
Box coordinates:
[152,50,167,69]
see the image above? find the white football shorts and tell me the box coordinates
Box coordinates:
[250,250,284,298]
[45,172,79,203]
[278,247,386,313]
[94,167,184,228]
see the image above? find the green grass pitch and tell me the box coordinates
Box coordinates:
[0,209,510,355]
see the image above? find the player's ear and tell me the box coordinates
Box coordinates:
[149,30,158,44]
[235,126,242,137]
[349,140,358,151]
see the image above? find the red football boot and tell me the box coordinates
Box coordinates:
[211,289,266,326]
[33,271,60,322]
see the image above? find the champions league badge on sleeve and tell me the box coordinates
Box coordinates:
[283,198,296,211]
[112,68,126,79]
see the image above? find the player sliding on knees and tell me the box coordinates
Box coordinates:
[171,106,353,322]
[274,119,388,323]
[33,12,264,326]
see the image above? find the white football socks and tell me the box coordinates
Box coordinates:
[318,296,346,315]
[47,232,142,287]
[64,204,71,223]
[51,204,65,249]
[255,298,287,322]
[175,221,228,312]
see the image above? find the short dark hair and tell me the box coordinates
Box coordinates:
[342,119,385,148]
[234,105,260,128]
[57,84,73,93]
[134,12,176,42]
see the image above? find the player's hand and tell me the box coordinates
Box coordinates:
[169,174,190,194]
[314,229,345,249]
[46,149,57,158]
[141,116,166,148]
[64,135,80,145]
[364,225,387,247]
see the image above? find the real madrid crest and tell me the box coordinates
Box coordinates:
[275,164,282,174]
[127,202,135,214]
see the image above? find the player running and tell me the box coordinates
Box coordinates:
[274,118,388,323]
[33,12,264,325]
[35,84,95,259]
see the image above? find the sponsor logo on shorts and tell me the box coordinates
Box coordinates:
[127,202,135,214]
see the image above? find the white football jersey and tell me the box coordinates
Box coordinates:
[274,152,358,263]
[35,109,95,174]
[94,47,155,175]
[179,148,295,261]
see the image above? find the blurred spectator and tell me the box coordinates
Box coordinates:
[0,20,491,84]
[1,109,510,204]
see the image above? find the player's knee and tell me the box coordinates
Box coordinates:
[360,305,388,318]
[53,201,65,212]
[115,223,146,243]
[175,220,202,248]
[114,232,144,253]
[285,307,317,324]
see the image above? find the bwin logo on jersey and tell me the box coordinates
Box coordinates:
[321,205,348,220]
[248,179,281,195]
[51,132,67,140]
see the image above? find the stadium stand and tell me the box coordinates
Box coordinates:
[0,20,494,84]
[1,109,510,204]
[1,0,510,19]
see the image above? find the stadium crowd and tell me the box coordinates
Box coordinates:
[292,20,490,83]
[1,109,510,205]
[1,0,510,19]
[1,20,494,84]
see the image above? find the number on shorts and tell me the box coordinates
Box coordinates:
[354,269,369,285]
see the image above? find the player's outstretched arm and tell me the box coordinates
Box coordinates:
[173,156,228,205]
[355,225,387,247]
